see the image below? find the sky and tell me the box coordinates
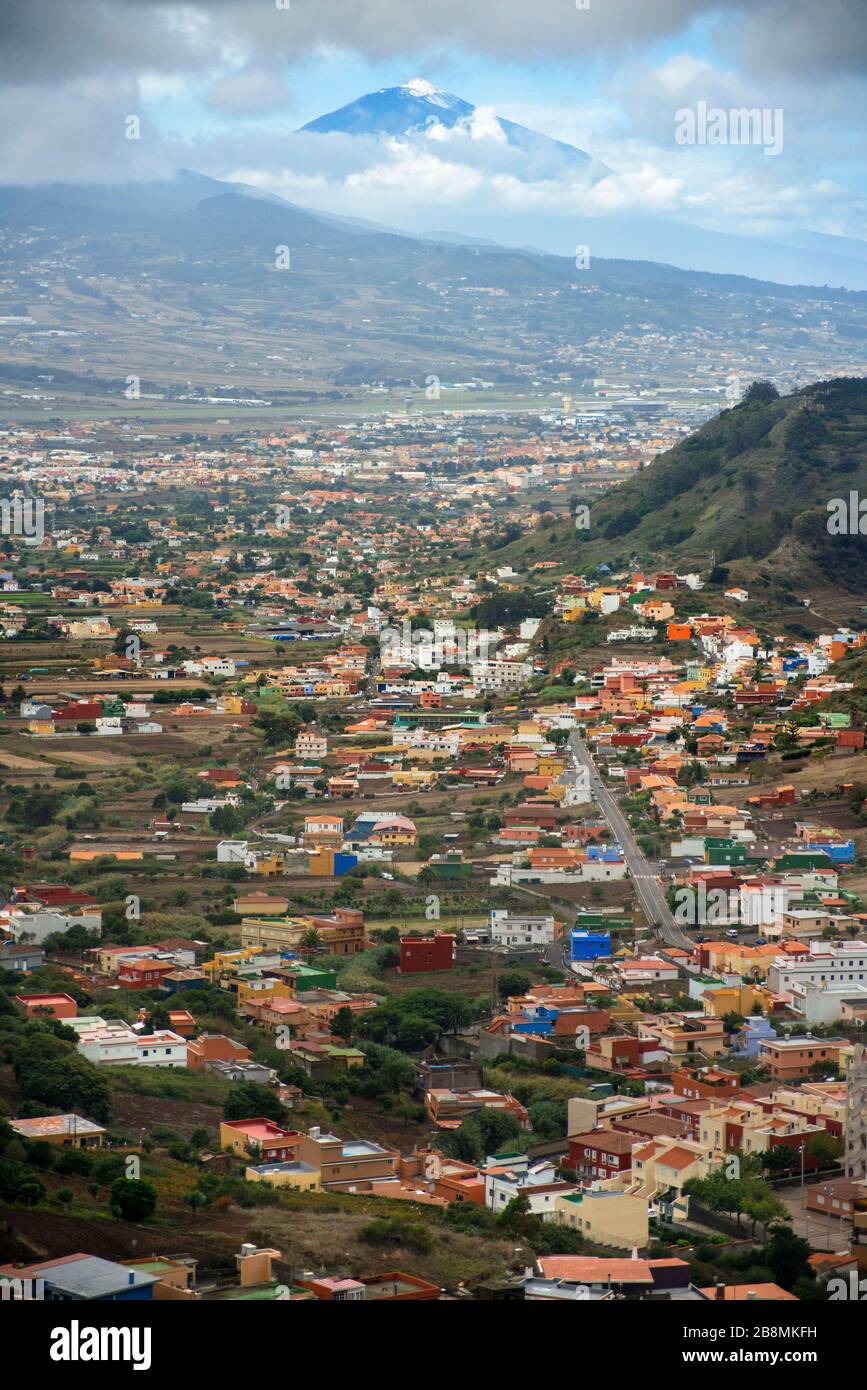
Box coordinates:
[1,0,866,259]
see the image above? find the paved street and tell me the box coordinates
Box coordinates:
[566,731,695,951]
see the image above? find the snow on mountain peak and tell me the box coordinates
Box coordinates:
[401,78,443,98]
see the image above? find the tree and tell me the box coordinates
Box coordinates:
[741,380,780,406]
[441,1107,521,1164]
[764,1223,811,1291]
[331,1006,355,1043]
[110,1177,157,1223]
[209,806,245,836]
[13,1037,111,1123]
[7,789,60,828]
[498,970,531,1000]
[806,1131,843,1165]
[223,1081,288,1125]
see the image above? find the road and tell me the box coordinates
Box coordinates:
[566,731,695,951]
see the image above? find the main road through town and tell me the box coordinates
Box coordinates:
[566,731,694,951]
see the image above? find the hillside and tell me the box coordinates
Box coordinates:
[493,377,867,605]
[1,175,867,410]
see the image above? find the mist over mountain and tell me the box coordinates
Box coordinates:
[300,77,603,174]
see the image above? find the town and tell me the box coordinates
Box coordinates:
[1,389,867,1308]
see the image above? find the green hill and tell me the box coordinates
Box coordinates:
[495,377,867,600]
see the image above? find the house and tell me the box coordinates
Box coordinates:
[14,992,77,1019]
[398,934,456,974]
[483,1153,576,1219]
[530,1255,691,1299]
[489,910,558,948]
[611,956,679,985]
[297,1271,439,1301]
[9,1114,106,1149]
[118,959,176,990]
[220,1118,303,1162]
[0,1253,158,1301]
[187,1033,252,1072]
[758,1036,849,1082]
[232,891,290,917]
[293,1126,399,1191]
[569,1129,635,1182]
[67,1017,187,1068]
[426,1088,529,1129]
[0,943,45,973]
[555,1186,649,1249]
[245,1159,321,1191]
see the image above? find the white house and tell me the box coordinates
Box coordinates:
[489,910,557,948]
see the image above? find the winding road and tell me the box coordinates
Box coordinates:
[566,731,694,951]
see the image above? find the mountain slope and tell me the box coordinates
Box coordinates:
[1,175,867,409]
[299,78,601,171]
[520,378,867,598]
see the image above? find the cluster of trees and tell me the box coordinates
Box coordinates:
[682,1156,788,1233]
[359,988,484,1053]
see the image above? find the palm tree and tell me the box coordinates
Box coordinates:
[301,928,323,952]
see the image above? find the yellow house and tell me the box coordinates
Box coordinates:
[555,1187,648,1250]
[631,1137,711,1199]
[701,983,760,1018]
[537,754,567,778]
[28,720,55,737]
[240,917,310,951]
[245,1162,320,1192]
[233,892,290,917]
[202,947,261,986]
[253,853,284,877]
[235,977,293,1008]
[391,769,438,791]
[561,596,587,622]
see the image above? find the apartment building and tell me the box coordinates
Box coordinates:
[293,1126,399,1191]
[67,1017,187,1067]
[555,1187,649,1249]
[758,1037,849,1082]
[766,939,867,994]
[488,909,558,948]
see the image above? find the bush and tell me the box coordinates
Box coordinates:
[110,1176,158,1223]
[359,1218,433,1255]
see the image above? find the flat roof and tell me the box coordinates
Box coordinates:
[11,1114,105,1138]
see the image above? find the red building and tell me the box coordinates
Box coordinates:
[53,702,103,722]
[398,934,456,975]
[671,1066,740,1101]
[568,1128,635,1181]
[15,992,78,1019]
[118,959,176,990]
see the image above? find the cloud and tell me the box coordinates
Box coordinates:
[1,0,866,255]
[3,0,867,87]
[206,66,293,116]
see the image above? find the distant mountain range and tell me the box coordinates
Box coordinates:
[0,171,866,406]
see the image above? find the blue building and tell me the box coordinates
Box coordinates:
[569,929,612,962]
[805,840,855,865]
[732,1016,777,1059]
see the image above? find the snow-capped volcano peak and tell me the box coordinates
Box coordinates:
[299,81,603,173]
[400,77,442,98]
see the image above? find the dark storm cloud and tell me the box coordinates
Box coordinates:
[2,0,864,86]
